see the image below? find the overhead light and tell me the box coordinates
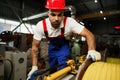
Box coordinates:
[94,0,98,3]
[100,10,103,14]
[103,17,106,20]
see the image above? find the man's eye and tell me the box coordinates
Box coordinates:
[50,13,63,17]
[58,14,63,16]
[51,13,56,16]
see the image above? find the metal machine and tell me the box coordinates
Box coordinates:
[4,51,27,80]
[32,60,77,80]
[44,60,76,80]
[0,55,4,80]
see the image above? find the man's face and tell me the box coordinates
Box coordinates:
[48,9,64,29]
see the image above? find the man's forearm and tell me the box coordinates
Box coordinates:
[80,28,96,50]
[31,49,39,66]
[86,32,96,50]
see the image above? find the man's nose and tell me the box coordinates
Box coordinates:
[55,16,59,20]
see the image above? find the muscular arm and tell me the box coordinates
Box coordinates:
[80,28,96,50]
[31,39,40,66]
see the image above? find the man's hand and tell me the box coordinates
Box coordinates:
[27,66,38,80]
[87,50,101,61]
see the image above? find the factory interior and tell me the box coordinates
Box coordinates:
[0,0,120,80]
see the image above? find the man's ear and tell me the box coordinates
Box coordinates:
[47,11,49,15]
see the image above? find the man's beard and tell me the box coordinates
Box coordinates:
[51,21,60,29]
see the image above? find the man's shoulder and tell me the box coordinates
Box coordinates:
[36,17,49,24]
[65,17,75,22]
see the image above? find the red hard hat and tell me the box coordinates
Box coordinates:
[45,0,66,10]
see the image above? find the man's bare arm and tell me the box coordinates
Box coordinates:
[80,28,96,50]
[31,39,40,66]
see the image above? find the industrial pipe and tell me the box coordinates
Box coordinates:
[44,60,76,80]
[22,5,76,21]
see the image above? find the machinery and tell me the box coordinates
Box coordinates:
[32,59,77,80]
[4,51,27,80]
[44,60,76,80]
[29,54,119,80]
[75,57,120,80]
[0,46,119,80]
[0,35,119,80]
[0,55,4,80]
[81,61,120,80]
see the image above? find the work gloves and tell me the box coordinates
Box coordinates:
[27,66,38,80]
[87,50,101,61]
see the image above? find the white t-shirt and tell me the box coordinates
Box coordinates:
[33,17,84,41]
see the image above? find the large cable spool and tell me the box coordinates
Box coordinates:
[82,62,120,80]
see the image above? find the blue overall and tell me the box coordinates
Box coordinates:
[42,17,70,70]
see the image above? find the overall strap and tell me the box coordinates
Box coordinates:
[42,17,67,39]
[61,17,67,37]
[42,19,49,39]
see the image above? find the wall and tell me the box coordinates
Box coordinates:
[90,18,120,35]
[0,18,35,34]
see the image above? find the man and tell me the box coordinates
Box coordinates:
[27,0,101,79]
